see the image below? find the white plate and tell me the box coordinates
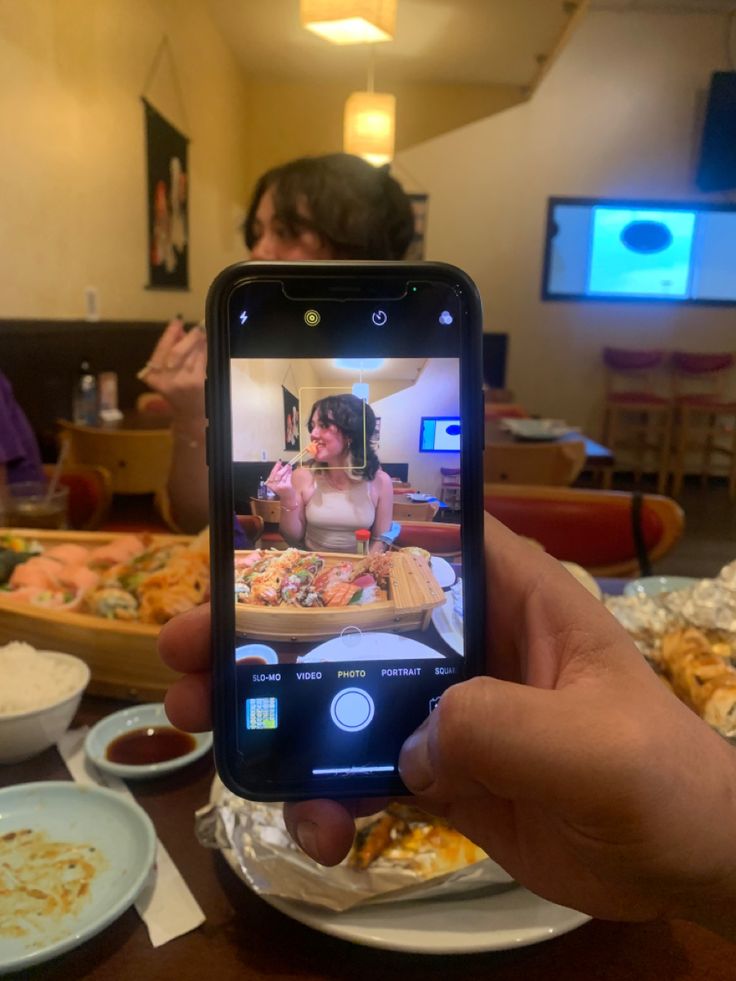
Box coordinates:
[430,555,456,590]
[407,493,431,502]
[0,781,156,975]
[298,631,443,663]
[431,593,464,656]
[623,575,698,598]
[263,886,589,954]
[85,703,213,779]
[502,419,578,441]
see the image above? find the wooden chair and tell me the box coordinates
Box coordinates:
[484,483,684,577]
[669,351,736,499]
[58,421,173,496]
[392,500,439,522]
[41,463,112,530]
[236,514,265,546]
[440,467,461,511]
[483,440,587,486]
[601,347,673,494]
[249,496,286,549]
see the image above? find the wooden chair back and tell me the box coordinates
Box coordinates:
[483,440,587,486]
[236,514,265,546]
[58,421,172,495]
[249,496,282,523]
[392,500,439,522]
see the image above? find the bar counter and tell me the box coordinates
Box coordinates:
[2,696,734,980]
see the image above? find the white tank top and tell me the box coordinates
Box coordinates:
[304,474,376,553]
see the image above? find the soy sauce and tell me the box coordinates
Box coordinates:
[105,726,197,765]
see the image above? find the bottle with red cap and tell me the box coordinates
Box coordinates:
[354,528,371,555]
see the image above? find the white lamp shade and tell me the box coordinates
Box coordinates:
[343,91,396,166]
[300,0,396,44]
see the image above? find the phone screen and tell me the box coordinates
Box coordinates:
[206,262,484,800]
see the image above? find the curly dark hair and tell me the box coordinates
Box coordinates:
[243,153,414,260]
[307,394,381,481]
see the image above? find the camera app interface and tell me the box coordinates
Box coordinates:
[229,353,466,779]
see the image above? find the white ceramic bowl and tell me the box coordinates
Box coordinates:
[0,651,90,764]
[623,575,698,598]
[85,703,213,779]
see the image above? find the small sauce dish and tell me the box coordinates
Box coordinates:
[85,703,212,779]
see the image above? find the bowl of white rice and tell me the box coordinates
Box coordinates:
[0,641,90,763]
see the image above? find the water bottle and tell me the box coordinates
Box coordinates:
[72,360,98,425]
[257,476,267,499]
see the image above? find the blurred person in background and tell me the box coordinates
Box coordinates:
[0,369,43,490]
[139,153,415,533]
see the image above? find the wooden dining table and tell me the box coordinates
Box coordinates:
[3,695,733,980]
[485,418,614,469]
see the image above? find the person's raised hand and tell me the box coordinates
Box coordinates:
[140,317,206,421]
[266,460,296,500]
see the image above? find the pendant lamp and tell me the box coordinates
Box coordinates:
[343,90,396,166]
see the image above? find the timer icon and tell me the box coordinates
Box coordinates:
[371,310,388,327]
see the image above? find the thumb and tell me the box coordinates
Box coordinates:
[399,675,620,811]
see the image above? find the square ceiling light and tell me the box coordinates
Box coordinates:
[300,0,397,44]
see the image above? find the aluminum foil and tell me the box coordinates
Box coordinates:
[196,781,514,913]
[605,560,736,661]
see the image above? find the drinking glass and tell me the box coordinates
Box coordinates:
[4,482,69,530]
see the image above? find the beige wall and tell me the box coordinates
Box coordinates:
[0,1,522,323]
[243,77,522,192]
[395,10,736,435]
[0,0,250,322]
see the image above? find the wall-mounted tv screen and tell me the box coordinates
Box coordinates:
[419,416,461,453]
[542,196,736,305]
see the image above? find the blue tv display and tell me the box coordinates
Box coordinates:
[542,197,736,304]
[419,417,461,453]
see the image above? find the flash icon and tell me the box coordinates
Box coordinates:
[239,310,248,325]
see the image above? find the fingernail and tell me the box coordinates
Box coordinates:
[398,717,434,792]
[296,820,320,861]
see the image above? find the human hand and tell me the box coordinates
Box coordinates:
[139,317,206,421]
[159,516,736,928]
[266,460,296,501]
[286,517,736,928]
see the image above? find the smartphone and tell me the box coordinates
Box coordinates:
[205,261,485,801]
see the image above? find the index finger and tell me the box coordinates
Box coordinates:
[149,316,186,363]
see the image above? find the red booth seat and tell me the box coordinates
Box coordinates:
[484,484,684,577]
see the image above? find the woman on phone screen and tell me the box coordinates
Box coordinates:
[266,395,393,554]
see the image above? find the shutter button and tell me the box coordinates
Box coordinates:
[330,688,375,733]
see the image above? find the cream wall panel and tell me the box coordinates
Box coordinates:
[395,10,736,436]
[0,0,250,321]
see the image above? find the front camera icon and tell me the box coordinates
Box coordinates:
[304,309,321,327]
[439,310,454,326]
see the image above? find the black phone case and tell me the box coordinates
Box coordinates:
[205,260,485,801]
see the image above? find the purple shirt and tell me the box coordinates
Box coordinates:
[0,372,43,484]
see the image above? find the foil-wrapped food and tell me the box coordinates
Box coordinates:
[605,560,736,741]
[196,781,513,912]
[605,559,736,661]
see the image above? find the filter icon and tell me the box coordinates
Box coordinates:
[304,309,321,327]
